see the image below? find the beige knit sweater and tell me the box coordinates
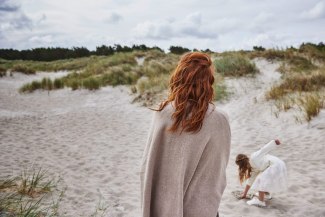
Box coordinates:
[140,103,231,217]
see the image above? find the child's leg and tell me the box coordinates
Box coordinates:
[258,191,265,201]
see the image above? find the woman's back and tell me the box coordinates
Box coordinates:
[140,103,231,217]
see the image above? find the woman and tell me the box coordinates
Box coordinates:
[140,52,231,217]
[235,139,287,207]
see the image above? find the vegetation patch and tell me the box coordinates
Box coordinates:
[0,167,64,217]
[11,65,36,74]
[214,54,259,77]
[214,75,230,101]
[266,70,325,100]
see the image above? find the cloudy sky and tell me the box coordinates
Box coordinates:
[0,0,324,51]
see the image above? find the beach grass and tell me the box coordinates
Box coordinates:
[266,69,325,100]
[0,167,62,217]
[11,64,36,74]
[0,66,6,77]
[214,54,259,77]
[299,93,324,122]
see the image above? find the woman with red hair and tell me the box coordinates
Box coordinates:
[140,52,231,217]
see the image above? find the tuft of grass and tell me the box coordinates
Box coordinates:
[53,78,64,89]
[41,77,53,91]
[214,82,229,101]
[11,65,36,74]
[0,66,6,77]
[213,74,230,101]
[214,54,259,77]
[105,52,137,67]
[68,79,81,90]
[99,68,139,87]
[0,167,63,217]
[82,77,101,90]
[19,81,42,93]
[18,168,55,197]
[299,94,324,122]
[0,176,18,190]
[137,74,169,94]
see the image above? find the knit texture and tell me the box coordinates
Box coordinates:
[140,103,231,217]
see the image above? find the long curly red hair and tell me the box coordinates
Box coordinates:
[155,52,215,133]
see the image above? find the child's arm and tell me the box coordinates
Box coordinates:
[241,184,251,199]
[254,139,280,159]
[240,170,259,199]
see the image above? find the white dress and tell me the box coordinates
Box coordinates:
[247,140,287,193]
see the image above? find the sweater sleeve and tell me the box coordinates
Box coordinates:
[246,169,259,186]
[140,111,157,206]
[253,140,277,159]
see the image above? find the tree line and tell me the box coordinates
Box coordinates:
[1,42,324,61]
[0,44,164,61]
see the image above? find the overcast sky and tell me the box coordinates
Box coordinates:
[0,0,324,51]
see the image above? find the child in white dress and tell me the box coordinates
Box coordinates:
[235,139,287,207]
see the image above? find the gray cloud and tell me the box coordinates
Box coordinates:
[0,0,19,12]
[0,0,33,32]
[1,0,324,51]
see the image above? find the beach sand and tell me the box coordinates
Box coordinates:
[1,60,324,217]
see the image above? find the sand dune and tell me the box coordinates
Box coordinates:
[0,60,324,217]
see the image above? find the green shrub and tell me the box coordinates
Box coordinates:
[214,54,258,76]
[11,65,36,74]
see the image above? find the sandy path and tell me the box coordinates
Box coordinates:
[1,60,325,217]
[0,72,150,217]
[217,59,325,217]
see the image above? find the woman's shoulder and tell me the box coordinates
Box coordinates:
[208,104,230,123]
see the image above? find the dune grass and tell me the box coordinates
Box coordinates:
[266,66,325,121]
[0,167,62,217]
[214,54,259,77]
[0,66,6,77]
[299,93,324,122]
[11,64,36,74]
[214,77,230,101]
[266,69,325,100]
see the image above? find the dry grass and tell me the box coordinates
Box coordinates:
[299,93,324,122]
[267,65,325,121]
[266,69,325,100]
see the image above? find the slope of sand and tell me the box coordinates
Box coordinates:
[0,60,324,217]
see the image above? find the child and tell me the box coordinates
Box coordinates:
[235,139,287,207]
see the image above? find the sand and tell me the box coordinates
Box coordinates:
[0,60,324,217]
